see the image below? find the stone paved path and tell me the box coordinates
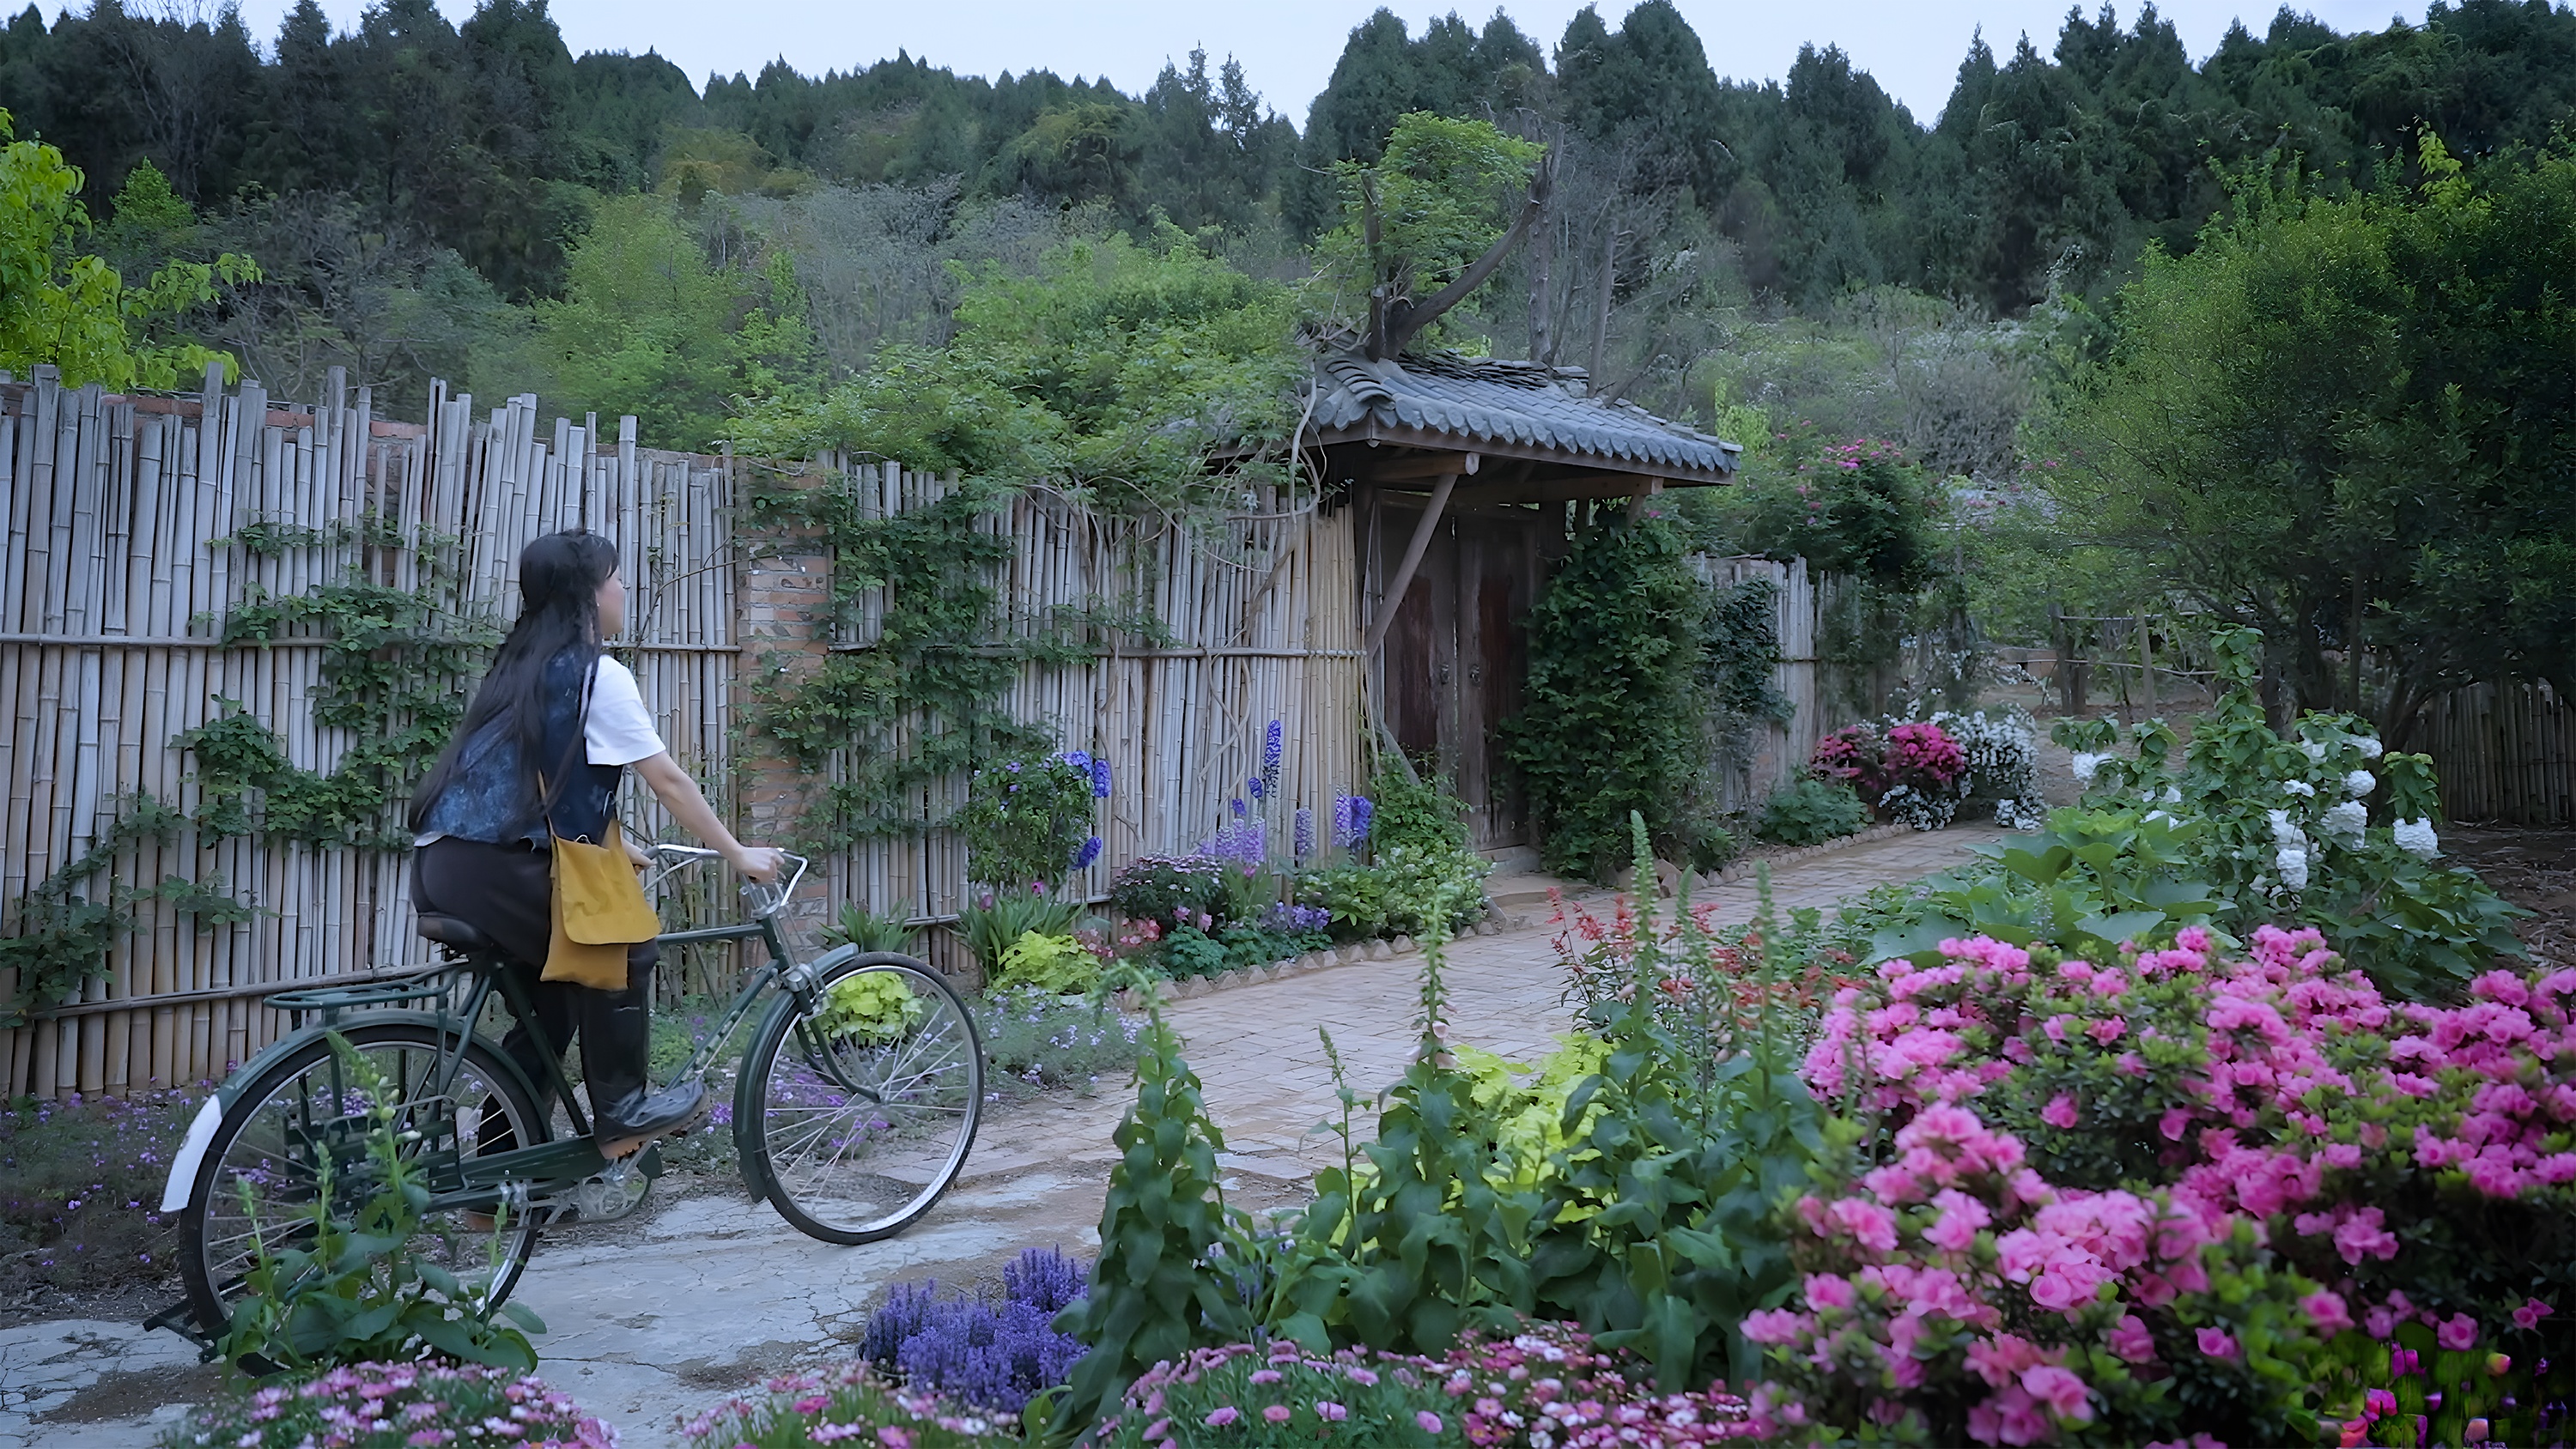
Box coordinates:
[9,824,2006,1449]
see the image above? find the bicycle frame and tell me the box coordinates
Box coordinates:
[236,852,827,1216]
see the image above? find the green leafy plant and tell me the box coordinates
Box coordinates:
[820,901,920,955]
[973,989,1139,1095]
[1864,806,2233,965]
[1753,776,1868,846]
[215,1039,543,1376]
[952,888,1082,977]
[1504,509,1718,881]
[817,971,924,1044]
[2047,624,2524,997]
[993,931,1099,995]
[958,753,1101,893]
[1106,854,1232,929]
[1048,975,1257,1430]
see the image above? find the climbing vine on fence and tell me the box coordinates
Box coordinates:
[744,471,1166,853]
[0,516,491,1022]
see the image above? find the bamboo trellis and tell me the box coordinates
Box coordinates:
[0,369,1368,1098]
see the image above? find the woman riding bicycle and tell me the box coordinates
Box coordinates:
[409,529,783,1158]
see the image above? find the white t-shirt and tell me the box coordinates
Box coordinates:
[584,657,667,766]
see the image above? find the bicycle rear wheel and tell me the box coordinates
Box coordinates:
[179,1021,547,1347]
[737,955,983,1244]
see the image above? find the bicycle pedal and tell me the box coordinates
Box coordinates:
[556,1157,653,1222]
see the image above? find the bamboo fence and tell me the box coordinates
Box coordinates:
[2418,680,2576,826]
[0,369,1367,1097]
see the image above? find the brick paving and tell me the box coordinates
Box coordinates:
[1168,824,2013,1184]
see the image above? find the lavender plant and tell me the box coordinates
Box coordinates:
[859,1248,1092,1414]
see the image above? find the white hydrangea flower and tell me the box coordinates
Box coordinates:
[2354,736,2384,759]
[2302,740,2327,761]
[2393,817,2439,859]
[2070,752,2108,785]
[2281,779,2316,797]
[2344,769,2377,797]
[2275,841,2312,892]
[2267,808,2304,845]
[2320,800,2367,850]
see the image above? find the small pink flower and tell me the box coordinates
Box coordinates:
[2514,1298,2555,1331]
[2022,1364,2092,1421]
[2439,1314,2479,1351]
[2196,1327,2239,1361]
[1416,1411,1444,1433]
[2302,1290,2354,1336]
[2107,1313,2156,1363]
[2042,1093,2079,1129]
[1204,1406,1240,1427]
[1315,1401,1347,1422]
[1263,1405,1291,1423]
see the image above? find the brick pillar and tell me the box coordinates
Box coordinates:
[732,467,835,957]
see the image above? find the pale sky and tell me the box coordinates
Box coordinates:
[58,0,2436,124]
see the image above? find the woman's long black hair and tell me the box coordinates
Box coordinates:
[409,529,622,835]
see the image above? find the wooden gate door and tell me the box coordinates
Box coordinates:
[1372,496,1551,852]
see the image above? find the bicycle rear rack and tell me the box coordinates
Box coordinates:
[265,972,456,1028]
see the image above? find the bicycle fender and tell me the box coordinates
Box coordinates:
[158,1096,226,1212]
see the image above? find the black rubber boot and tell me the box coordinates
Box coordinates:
[580,981,706,1157]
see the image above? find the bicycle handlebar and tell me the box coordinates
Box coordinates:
[638,841,810,919]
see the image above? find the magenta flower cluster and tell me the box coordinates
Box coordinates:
[1767,924,2576,1444]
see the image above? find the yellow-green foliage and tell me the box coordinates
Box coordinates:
[818,969,922,1042]
[1367,1035,1610,1218]
[994,931,1099,995]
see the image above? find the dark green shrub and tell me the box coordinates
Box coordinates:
[1755,777,1868,846]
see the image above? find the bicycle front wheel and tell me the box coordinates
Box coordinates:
[737,954,983,1244]
[179,1021,548,1347]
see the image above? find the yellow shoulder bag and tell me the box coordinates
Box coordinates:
[539,773,662,990]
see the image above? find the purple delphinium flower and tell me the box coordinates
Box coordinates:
[1061,749,1091,772]
[1091,757,1113,797]
[1261,719,1284,801]
[1231,797,1247,819]
[1333,793,1374,848]
[1294,807,1314,863]
[1248,775,1265,801]
[1070,835,1103,870]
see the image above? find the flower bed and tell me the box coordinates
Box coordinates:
[683,1361,1011,1448]
[161,1361,613,1449]
[1096,1324,1763,1447]
[2,1084,197,1292]
[1761,925,2576,1445]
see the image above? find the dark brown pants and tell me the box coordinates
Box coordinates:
[413,837,659,1122]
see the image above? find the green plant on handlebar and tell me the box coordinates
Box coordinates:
[215,1034,544,1377]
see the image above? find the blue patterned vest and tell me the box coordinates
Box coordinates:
[417,647,622,846]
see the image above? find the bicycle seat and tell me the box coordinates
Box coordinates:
[416,912,500,955]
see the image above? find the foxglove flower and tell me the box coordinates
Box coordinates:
[2393,817,2439,859]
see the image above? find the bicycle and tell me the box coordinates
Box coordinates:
[155,846,985,1347]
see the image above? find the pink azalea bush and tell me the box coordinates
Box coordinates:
[1762,926,2576,1446]
[164,1361,617,1449]
[1811,720,1969,830]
